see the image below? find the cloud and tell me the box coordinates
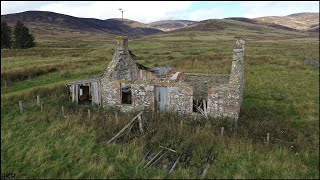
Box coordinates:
[239,1,319,18]
[37,1,194,23]
[186,8,225,21]
[1,1,47,15]
[1,1,319,23]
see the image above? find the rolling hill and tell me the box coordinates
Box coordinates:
[148,20,196,31]
[254,12,319,32]
[0,11,163,37]
[1,11,318,42]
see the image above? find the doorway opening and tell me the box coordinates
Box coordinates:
[79,85,91,103]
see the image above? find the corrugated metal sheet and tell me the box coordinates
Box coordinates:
[149,66,175,78]
[155,86,168,111]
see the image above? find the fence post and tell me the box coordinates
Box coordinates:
[37,95,41,106]
[62,106,65,117]
[267,133,270,146]
[221,127,224,137]
[41,102,44,112]
[88,109,91,120]
[19,101,24,113]
[115,112,118,123]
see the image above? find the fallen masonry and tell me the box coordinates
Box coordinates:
[66,36,246,120]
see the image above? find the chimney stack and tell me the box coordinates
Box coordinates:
[117,36,128,50]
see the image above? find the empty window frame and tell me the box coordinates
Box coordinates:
[121,83,132,104]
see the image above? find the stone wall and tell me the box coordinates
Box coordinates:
[184,73,229,100]
[207,86,240,119]
[168,84,193,114]
[131,83,155,110]
[100,80,121,107]
[207,37,245,120]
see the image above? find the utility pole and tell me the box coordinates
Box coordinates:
[119,8,124,38]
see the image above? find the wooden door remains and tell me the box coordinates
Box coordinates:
[155,86,168,111]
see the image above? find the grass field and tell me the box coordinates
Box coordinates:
[1,28,319,179]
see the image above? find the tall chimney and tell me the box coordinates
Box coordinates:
[117,36,128,50]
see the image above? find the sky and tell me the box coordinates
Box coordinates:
[1,1,319,23]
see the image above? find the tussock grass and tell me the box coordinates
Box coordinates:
[1,31,319,178]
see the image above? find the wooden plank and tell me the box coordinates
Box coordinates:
[75,84,79,103]
[72,84,75,102]
[160,145,176,153]
[169,156,180,174]
[107,111,143,144]
[144,149,164,169]
[196,106,205,115]
[150,151,167,167]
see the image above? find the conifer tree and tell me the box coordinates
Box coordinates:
[13,20,36,48]
[1,21,13,49]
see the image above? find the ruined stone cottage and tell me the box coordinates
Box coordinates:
[66,36,245,120]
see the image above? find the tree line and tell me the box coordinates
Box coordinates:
[1,20,36,49]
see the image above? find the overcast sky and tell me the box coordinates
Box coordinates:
[1,1,319,23]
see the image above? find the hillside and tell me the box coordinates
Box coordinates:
[0,11,163,37]
[148,20,196,31]
[166,18,311,40]
[255,12,319,32]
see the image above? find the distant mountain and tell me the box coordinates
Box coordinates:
[148,20,196,31]
[0,11,162,37]
[254,12,319,32]
[1,11,318,41]
[168,18,313,39]
[225,17,299,32]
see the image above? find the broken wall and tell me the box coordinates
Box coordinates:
[131,83,155,110]
[206,37,245,120]
[207,86,240,119]
[184,73,229,100]
[102,37,140,81]
[100,80,121,107]
[168,85,193,114]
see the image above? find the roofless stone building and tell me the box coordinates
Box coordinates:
[66,36,245,120]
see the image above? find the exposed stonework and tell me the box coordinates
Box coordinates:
[184,73,229,100]
[207,37,245,120]
[167,85,193,114]
[66,36,246,121]
[102,37,140,81]
[132,83,155,110]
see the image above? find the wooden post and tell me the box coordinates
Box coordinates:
[19,101,24,113]
[115,112,118,123]
[267,133,270,145]
[41,102,44,112]
[201,164,210,179]
[37,95,41,106]
[203,100,208,118]
[138,115,144,134]
[107,111,143,144]
[62,106,65,117]
[88,109,91,120]
[221,127,224,137]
